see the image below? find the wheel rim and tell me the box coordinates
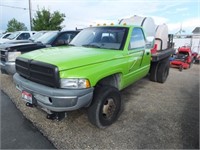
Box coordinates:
[102,98,116,119]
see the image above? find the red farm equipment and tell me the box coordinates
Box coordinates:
[170,46,194,71]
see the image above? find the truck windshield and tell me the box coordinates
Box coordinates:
[35,31,58,44]
[7,32,20,40]
[70,27,128,50]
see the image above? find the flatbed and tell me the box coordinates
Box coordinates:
[151,48,175,62]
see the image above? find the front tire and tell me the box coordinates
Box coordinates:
[88,86,121,128]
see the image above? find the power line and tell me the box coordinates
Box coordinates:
[0,4,93,23]
[0,4,36,11]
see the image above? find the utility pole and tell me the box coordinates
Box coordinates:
[28,0,32,30]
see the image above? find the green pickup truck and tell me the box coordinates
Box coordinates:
[13,25,174,128]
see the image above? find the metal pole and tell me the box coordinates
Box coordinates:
[28,0,32,30]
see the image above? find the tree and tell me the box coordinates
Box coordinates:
[32,8,65,31]
[6,18,28,32]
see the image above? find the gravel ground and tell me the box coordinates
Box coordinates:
[1,65,199,149]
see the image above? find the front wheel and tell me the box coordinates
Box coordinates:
[88,86,121,128]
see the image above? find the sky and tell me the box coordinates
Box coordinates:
[0,0,199,34]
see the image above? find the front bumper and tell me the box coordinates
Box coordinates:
[13,73,94,112]
[0,61,16,75]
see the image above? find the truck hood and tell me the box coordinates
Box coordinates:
[20,46,123,71]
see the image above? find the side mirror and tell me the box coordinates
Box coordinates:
[145,36,155,49]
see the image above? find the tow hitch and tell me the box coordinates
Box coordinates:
[25,102,67,121]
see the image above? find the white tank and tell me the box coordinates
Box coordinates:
[155,24,169,51]
[119,15,156,39]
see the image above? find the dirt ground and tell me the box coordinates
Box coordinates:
[1,64,199,149]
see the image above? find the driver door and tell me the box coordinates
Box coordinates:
[126,27,150,82]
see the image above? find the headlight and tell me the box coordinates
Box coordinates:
[8,52,21,61]
[60,78,91,89]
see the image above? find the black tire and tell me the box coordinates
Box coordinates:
[149,62,160,82]
[88,86,121,128]
[179,66,183,72]
[157,59,170,83]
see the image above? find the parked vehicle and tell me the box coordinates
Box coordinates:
[0,31,36,44]
[0,30,79,74]
[170,46,194,71]
[13,16,174,128]
[0,31,47,45]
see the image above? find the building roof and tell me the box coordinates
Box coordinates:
[192,27,200,34]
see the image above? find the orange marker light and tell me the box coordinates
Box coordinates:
[85,80,91,88]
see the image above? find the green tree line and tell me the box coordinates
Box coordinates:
[6,8,65,32]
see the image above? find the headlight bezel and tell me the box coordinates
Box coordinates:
[60,78,91,89]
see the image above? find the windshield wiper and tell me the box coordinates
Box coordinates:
[82,44,100,48]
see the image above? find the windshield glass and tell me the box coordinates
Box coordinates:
[29,32,46,41]
[2,33,11,39]
[7,32,20,40]
[35,31,58,44]
[70,27,128,50]
[0,33,11,39]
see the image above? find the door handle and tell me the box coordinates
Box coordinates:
[146,52,150,55]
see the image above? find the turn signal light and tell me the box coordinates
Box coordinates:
[85,80,91,88]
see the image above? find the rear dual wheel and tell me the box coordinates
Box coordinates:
[149,58,170,83]
[157,59,170,83]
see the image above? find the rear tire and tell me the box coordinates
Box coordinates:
[157,59,170,83]
[88,86,121,128]
[149,62,160,82]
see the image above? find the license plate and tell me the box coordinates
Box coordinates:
[22,91,32,104]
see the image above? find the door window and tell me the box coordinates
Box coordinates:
[17,33,30,40]
[129,28,145,50]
